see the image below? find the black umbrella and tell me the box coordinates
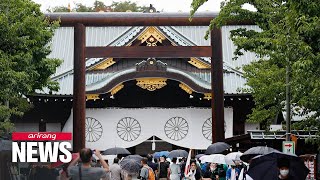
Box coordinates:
[168,149,188,159]
[247,152,309,180]
[205,142,230,154]
[240,146,279,162]
[120,158,141,174]
[103,147,131,155]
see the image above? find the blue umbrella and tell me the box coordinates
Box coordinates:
[248,152,309,180]
[154,151,169,159]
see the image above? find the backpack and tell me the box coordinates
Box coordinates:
[147,167,156,180]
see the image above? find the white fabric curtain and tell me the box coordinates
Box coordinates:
[63,107,233,150]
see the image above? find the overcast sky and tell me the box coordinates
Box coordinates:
[31,0,225,12]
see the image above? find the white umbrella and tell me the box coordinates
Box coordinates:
[199,154,226,164]
[225,152,243,165]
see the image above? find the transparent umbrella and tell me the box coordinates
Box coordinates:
[225,152,243,165]
[200,154,226,164]
[168,149,188,159]
[240,146,279,162]
[103,147,131,155]
[120,158,141,174]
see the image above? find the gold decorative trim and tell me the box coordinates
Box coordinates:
[86,94,100,100]
[188,57,211,69]
[171,42,178,46]
[93,58,115,70]
[204,93,212,100]
[110,83,124,95]
[136,78,167,91]
[138,27,166,46]
[179,83,193,94]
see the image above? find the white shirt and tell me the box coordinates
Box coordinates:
[238,166,253,180]
[231,168,236,180]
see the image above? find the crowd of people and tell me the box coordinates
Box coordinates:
[25,148,293,180]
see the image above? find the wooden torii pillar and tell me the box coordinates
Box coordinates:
[211,28,225,143]
[56,13,231,151]
[73,23,86,152]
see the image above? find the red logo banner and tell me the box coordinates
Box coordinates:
[12,132,72,141]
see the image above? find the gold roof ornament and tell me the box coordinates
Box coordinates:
[188,57,211,69]
[136,78,167,91]
[92,58,116,70]
[203,93,212,100]
[110,83,124,95]
[86,94,100,101]
[138,27,166,46]
[179,83,193,94]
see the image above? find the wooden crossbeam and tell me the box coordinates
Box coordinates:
[85,46,212,58]
[45,13,254,26]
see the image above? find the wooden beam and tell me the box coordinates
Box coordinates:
[73,23,86,152]
[85,46,212,58]
[46,12,215,26]
[45,12,255,26]
[211,27,225,143]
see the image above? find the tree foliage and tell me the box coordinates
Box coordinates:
[47,1,148,12]
[0,0,61,134]
[191,0,320,145]
[75,3,95,12]
[94,1,108,12]
[111,1,148,12]
[47,6,70,13]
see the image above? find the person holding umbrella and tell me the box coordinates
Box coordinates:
[277,158,293,180]
[186,160,202,180]
[147,154,158,173]
[110,158,122,180]
[226,164,240,180]
[68,148,110,180]
[140,157,155,180]
[247,152,309,180]
[158,155,169,180]
[169,158,181,180]
[202,163,218,180]
[180,157,186,180]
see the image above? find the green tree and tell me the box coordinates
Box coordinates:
[47,1,149,13]
[75,3,94,12]
[191,0,320,146]
[47,6,70,13]
[111,1,148,12]
[0,0,61,134]
[94,1,107,12]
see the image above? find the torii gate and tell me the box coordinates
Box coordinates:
[47,12,245,152]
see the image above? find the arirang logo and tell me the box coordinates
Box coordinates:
[12,132,72,163]
[27,132,57,140]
